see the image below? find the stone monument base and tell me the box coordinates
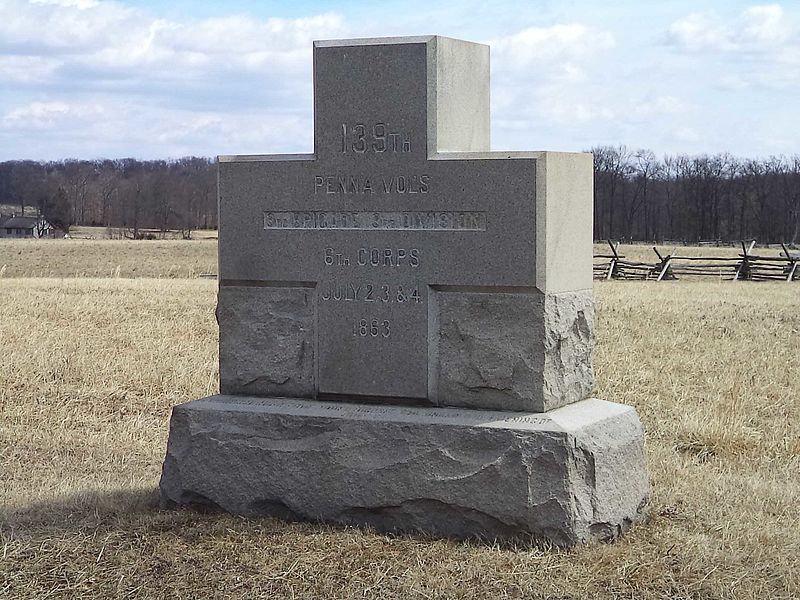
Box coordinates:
[159,396,649,547]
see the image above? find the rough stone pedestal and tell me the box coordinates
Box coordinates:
[160,396,649,547]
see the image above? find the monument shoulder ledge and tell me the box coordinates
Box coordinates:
[314,35,438,48]
[217,150,592,163]
[218,153,315,163]
[177,394,569,433]
[431,150,591,161]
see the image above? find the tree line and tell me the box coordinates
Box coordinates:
[593,146,800,245]
[1,148,799,244]
[0,158,216,237]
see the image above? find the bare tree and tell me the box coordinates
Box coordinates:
[9,150,799,245]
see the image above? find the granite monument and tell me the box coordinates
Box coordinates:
[160,35,649,546]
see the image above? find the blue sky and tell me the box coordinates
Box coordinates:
[1,0,798,160]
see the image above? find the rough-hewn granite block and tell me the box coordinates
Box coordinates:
[160,396,648,547]
[434,290,593,412]
[542,291,594,408]
[217,286,315,397]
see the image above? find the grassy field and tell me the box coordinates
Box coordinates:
[1,248,799,598]
[0,238,217,278]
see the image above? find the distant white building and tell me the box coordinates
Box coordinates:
[0,215,53,238]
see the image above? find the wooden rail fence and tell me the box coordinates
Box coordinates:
[593,241,800,282]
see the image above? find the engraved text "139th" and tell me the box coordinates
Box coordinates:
[341,122,410,154]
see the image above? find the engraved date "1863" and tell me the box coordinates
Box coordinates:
[353,318,391,338]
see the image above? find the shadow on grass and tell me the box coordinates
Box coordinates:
[1,486,161,533]
[0,486,568,553]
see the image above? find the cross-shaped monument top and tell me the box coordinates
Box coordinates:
[313,36,490,158]
[217,36,592,407]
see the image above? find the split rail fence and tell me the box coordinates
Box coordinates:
[594,241,800,282]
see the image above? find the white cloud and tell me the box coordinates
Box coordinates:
[674,127,701,143]
[1,95,311,159]
[665,4,800,93]
[0,1,344,77]
[0,0,134,52]
[667,13,735,52]
[490,24,615,72]
[633,95,692,119]
[4,101,81,129]
[487,22,618,139]
[715,74,751,91]
[740,4,791,45]
[0,55,59,82]
[668,4,796,53]
[30,0,99,8]
[0,0,347,158]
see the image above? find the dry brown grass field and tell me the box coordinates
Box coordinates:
[0,238,217,278]
[1,244,799,598]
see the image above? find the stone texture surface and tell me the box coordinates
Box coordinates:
[217,286,315,397]
[434,290,593,412]
[534,151,594,293]
[428,36,490,153]
[542,291,595,409]
[160,396,648,547]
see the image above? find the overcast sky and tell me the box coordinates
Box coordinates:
[1,0,798,160]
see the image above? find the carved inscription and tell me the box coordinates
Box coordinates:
[353,318,391,338]
[314,175,429,195]
[321,281,422,303]
[324,247,420,268]
[212,398,553,428]
[264,211,486,231]
[340,122,411,154]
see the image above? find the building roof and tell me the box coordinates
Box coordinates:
[0,216,47,229]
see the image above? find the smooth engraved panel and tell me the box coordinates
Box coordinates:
[314,41,428,162]
[317,275,428,398]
